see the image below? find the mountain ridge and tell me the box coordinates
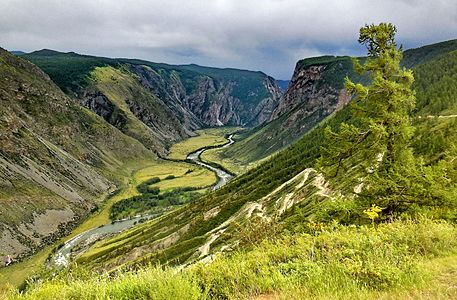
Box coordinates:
[23,50,282,130]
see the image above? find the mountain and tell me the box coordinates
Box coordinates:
[10,51,26,56]
[23,50,281,133]
[70,38,457,272]
[275,79,290,92]
[221,39,457,164]
[0,47,282,261]
[0,48,156,258]
[0,26,457,299]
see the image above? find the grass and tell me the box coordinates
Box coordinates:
[135,162,215,191]
[6,218,457,299]
[167,127,241,160]
[201,146,259,175]
[153,169,215,191]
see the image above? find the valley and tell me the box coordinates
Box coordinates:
[1,18,457,299]
[0,126,240,288]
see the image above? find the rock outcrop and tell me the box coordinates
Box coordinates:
[222,56,354,162]
[131,64,281,128]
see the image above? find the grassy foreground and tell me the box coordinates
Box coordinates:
[5,218,457,299]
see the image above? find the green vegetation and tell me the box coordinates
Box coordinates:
[6,218,457,299]
[201,145,256,174]
[319,23,424,214]
[134,161,216,192]
[402,38,457,68]
[23,51,277,129]
[414,50,457,115]
[110,175,204,220]
[221,39,457,166]
[4,26,457,300]
[0,47,160,288]
[90,66,186,152]
[51,22,457,283]
[136,177,161,194]
[22,50,116,92]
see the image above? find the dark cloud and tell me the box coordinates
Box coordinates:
[1,0,457,79]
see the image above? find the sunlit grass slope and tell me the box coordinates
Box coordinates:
[6,218,457,299]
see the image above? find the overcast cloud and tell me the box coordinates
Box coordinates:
[1,0,457,79]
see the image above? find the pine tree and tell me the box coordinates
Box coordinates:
[318,23,419,214]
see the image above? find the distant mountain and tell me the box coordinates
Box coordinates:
[223,39,457,163]
[10,51,26,56]
[0,48,283,258]
[74,38,457,272]
[276,79,290,92]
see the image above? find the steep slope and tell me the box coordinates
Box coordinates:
[223,39,457,163]
[223,56,358,162]
[0,48,156,258]
[412,49,457,165]
[23,51,281,133]
[22,51,190,155]
[74,41,457,272]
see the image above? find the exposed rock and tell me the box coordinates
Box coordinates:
[270,64,349,121]
[129,65,201,134]
[223,58,352,162]
[130,65,281,127]
[79,90,127,129]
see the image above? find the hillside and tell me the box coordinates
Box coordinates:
[221,39,457,164]
[0,48,157,259]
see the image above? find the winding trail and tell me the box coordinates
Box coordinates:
[51,134,236,268]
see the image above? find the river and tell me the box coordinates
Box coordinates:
[51,134,235,268]
[186,134,234,190]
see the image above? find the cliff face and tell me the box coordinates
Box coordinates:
[222,56,355,163]
[80,90,128,129]
[130,64,201,134]
[131,64,282,128]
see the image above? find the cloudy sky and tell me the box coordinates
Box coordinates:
[2,0,457,79]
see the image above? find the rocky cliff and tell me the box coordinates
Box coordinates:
[222,56,355,163]
[221,40,457,164]
[130,63,282,127]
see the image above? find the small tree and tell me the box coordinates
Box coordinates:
[318,23,419,214]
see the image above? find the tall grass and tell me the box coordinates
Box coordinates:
[7,218,457,299]
[7,267,199,300]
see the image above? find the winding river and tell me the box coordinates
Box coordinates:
[187,134,235,190]
[51,134,235,268]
